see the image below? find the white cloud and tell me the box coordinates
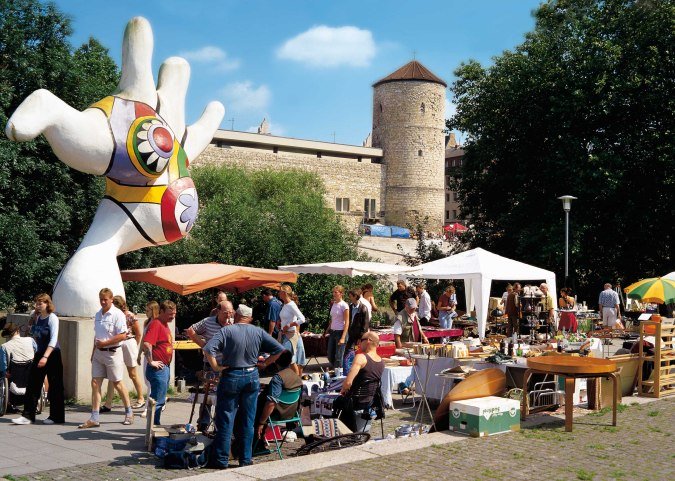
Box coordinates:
[277,25,376,68]
[179,46,240,71]
[220,81,271,112]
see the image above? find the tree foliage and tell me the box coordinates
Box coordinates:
[448,0,674,300]
[119,165,373,331]
[0,0,119,308]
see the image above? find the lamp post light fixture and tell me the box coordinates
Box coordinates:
[558,195,577,283]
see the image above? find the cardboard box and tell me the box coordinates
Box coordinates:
[449,396,520,437]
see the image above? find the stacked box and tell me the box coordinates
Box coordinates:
[448,396,520,437]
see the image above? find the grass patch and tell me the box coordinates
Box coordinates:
[4,475,29,481]
[629,440,639,445]
[601,426,619,433]
[576,468,595,480]
[588,443,605,450]
[647,410,659,417]
[648,426,662,433]
[481,468,503,480]
[617,403,628,413]
[512,452,524,459]
[630,402,640,406]
[167,386,177,396]
[589,407,611,416]
[609,470,626,479]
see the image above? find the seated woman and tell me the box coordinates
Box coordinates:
[339,331,384,433]
[253,350,302,450]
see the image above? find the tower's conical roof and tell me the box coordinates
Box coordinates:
[373,60,447,88]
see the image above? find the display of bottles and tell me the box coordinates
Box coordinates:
[508,341,514,357]
[500,337,507,354]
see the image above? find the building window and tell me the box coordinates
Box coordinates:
[364,198,376,218]
[420,103,425,114]
[379,103,383,112]
[446,193,450,202]
[335,197,350,212]
[273,146,278,154]
[453,191,459,201]
[317,152,322,158]
[418,150,423,157]
[445,210,450,220]
[452,209,457,220]
[357,156,362,162]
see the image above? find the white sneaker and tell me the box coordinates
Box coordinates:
[42,418,55,425]
[12,416,32,425]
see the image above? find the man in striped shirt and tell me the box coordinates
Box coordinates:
[186,300,235,431]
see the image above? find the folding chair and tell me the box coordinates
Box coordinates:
[349,379,385,438]
[266,387,302,460]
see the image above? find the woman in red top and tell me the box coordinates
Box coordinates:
[142,300,175,424]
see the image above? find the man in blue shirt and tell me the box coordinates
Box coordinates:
[262,289,283,337]
[203,305,284,469]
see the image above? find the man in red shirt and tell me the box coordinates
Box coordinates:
[143,300,175,424]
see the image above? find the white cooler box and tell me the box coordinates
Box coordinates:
[449,396,521,437]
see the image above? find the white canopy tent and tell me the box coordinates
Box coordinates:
[664,271,675,281]
[278,260,422,277]
[413,248,557,338]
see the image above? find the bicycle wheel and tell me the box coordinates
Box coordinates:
[0,377,8,416]
[296,433,370,456]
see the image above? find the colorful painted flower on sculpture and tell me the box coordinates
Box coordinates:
[91,96,197,245]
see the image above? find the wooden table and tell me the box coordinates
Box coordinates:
[521,356,619,432]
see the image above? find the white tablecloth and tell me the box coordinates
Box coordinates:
[380,365,414,408]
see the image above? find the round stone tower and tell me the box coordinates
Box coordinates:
[372,60,446,230]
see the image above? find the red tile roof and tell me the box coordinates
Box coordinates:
[373,60,447,87]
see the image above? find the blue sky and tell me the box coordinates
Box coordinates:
[54,0,543,145]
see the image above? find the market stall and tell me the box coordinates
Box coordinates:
[413,248,557,339]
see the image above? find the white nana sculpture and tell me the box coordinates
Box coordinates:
[5,17,224,316]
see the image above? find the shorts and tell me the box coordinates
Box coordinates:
[92,348,125,382]
[121,338,139,368]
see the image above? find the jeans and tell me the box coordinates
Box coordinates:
[439,311,456,329]
[212,369,259,468]
[145,364,169,425]
[326,330,346,368]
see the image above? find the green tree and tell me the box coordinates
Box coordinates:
[119,165,371,330]
[448,0,674,301]
[0,0,119,308]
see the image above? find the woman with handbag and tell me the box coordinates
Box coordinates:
[278,285,306,375]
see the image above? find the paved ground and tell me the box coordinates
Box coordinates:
[1,346,671,481]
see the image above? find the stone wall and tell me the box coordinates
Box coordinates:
[195,144,385,230]
[372,81,446,228]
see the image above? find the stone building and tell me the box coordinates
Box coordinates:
[194,60,449,230]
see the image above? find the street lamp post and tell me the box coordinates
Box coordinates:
[558,195,577,285]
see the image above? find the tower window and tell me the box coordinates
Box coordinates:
[445,210,450,220]
[446,193,450,202]
[420,103,425,114]
[273,146,278,154]
[317,152,322,158]
[418,150,423,157]
[379,103,383,112]
[364,198,376,218]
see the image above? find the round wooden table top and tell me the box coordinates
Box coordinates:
[527,355,617,375]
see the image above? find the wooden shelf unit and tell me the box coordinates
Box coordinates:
[637,321,675,398]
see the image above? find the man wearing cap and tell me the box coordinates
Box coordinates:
[186,300,235,432]
[204,303,284,469]
[393,298,429,348]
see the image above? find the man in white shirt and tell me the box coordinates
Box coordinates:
[79,288,134,428]
[416,283,432,325]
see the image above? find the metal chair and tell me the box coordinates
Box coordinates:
[266,387,302,460]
